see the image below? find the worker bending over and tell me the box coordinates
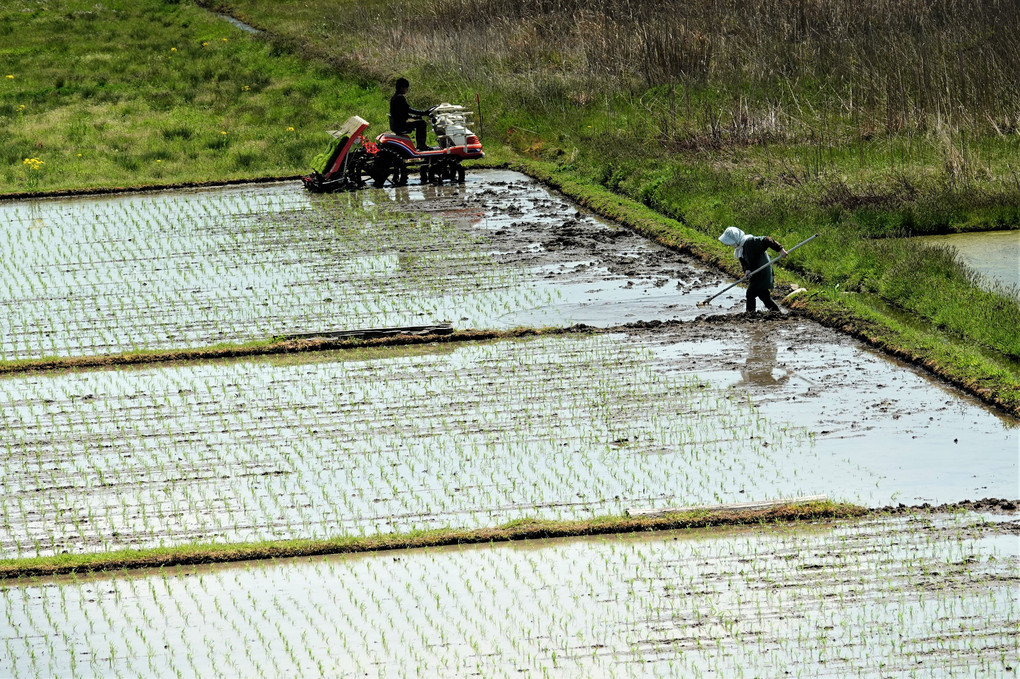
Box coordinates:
[718,226,788,313]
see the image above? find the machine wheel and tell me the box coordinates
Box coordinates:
[371,149,407,188]
[426,159,455,185]
[456,162,466,183]
[345,149,373,188]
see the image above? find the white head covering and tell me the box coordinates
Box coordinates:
[719,226,750,259]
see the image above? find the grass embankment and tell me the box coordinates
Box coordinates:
[0,500,863,579]
[2,0,1018,410]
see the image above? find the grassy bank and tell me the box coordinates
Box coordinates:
[0,500,863,579]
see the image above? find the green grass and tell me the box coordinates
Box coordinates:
[0,0,385,192]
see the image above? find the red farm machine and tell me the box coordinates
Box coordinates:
[302,104,484,192]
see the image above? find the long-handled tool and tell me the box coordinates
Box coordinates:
[698,233,818,308]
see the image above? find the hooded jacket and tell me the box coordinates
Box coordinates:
[719,227,783,293]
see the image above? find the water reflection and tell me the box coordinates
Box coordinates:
[738,326,790,387]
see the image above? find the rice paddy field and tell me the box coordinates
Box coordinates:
[2,515,1016,677]
[0,171,1017,676]
[0,183,541,359]
[0,171,719,360]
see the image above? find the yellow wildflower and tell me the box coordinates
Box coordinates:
[170,47,177,52]
[242,85,250,91]
[5,75,13,79]
[287,126,295,132]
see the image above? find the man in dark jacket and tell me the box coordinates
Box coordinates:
[718,226,788,312]
[389,77,432,151]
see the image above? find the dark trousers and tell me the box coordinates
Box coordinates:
[395,119,428,150]
[746,289,779,312]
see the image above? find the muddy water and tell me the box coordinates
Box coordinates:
[1,513,1015,678]
[0,334,820,557]
[915,230,1020,295]
[0,321,1014,558]
[371,170,746,325]
[636,318,1019,507]
[0,172,736,360]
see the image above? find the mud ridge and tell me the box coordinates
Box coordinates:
[4,499,1016,580]
[0,317,793,376]
[0,502,862,580]
[871,498,1020,515]
[0,175,301,203]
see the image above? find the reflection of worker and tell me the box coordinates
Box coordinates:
[389,78,433,151]
[738,327,790,386]
[718,227,788,313]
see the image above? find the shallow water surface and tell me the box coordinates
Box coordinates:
[1,513,1014,678]
[0,172,737,360]
[0,321,1014,558]
[916,230,1020,295]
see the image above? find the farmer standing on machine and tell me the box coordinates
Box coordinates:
[718,226,788,313]
[389,77,433,151]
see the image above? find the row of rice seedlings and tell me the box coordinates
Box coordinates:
[0,333,831,558]
[0,513,1014,677]
[0,181,565,360]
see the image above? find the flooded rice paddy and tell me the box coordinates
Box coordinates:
[1,513,1016,678]
[0,324,1015,559]
[0,333,813,558]
[0,170,1016,675]
[0,172,726,360]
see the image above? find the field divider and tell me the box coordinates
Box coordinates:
[0,175,303,203]
[0,327,566,375]
[0,316,780,376]
[0,500,863,580]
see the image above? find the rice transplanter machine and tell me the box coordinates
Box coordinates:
[302,103,484,192]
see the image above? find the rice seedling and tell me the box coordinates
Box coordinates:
[0,512,1014,677]
[0,181,563,361]
[0,332,832,559]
